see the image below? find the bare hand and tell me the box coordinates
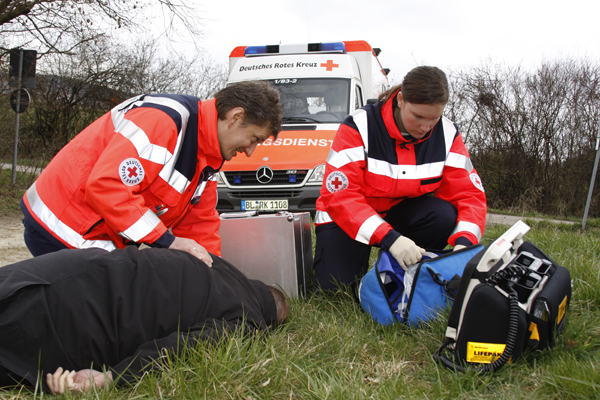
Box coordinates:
[47,367,112,394]
[169,237,213,267]
[453,244,467,251]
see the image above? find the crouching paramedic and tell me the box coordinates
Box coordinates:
[313,66,487,292]
[0,247,289,394]
[21,81,282,264]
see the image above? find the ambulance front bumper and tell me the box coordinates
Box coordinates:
[216,185,321,214]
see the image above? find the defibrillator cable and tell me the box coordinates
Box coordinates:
[433,265,527,373]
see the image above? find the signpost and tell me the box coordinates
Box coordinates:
[9,48,36,185]
[582,129,600,231]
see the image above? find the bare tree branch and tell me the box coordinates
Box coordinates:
[0,1,201,56]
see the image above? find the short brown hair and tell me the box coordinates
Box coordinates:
[379,66,449,105]
[268,285,289,325]
[214,81,283,138]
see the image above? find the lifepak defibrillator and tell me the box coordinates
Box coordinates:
[434,221,571,372]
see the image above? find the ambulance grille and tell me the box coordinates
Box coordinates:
[223,170,309,186]
[228,191,303,199]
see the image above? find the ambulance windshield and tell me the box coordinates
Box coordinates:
[270,78,350,124]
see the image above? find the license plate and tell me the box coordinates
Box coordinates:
[242,199,288,211]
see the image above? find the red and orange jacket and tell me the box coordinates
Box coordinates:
[22,94,224,255]
[315,92,487,248]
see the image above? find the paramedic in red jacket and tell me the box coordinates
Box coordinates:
[20,81,282,264]
[313,66,487,292]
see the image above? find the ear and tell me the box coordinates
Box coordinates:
[396,91,404,107]
[227,107,246,127]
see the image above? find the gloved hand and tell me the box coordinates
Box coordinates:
[389,236,425,271]
[453,244,466,251]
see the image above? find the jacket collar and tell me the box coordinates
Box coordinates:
[198,98,224,162]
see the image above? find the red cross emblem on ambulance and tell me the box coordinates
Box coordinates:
[321,60,339,71]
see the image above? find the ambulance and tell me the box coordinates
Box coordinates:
[215,40,390,214]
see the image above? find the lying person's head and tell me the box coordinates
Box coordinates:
[268,285,289,325]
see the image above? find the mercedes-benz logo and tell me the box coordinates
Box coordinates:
[256,166,274,184]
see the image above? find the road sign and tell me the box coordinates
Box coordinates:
[10,89,30,113]
[9,49,37,89]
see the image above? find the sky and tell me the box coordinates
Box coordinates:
[180,0,600,84]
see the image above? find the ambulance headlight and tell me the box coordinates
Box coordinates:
[214,172,225,186]
[308,164,325,183]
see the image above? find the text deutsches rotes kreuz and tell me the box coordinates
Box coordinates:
[239,61,325,71]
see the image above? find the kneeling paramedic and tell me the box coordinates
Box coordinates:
[21,81,282,266]
[313,66,487,293]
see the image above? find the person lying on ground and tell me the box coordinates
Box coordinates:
[0,246,289,394]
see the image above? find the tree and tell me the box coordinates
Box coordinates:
[447,60,600,217]
[3,36,227,160]
[0,0,201,56]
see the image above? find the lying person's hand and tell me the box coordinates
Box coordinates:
[453,244,466,251]
[47,367,113,394]
[169,237,213,267]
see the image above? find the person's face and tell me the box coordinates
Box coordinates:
[217,108,272,161]
[396,92,446,140]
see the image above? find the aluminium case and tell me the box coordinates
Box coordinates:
[218,211,313,298]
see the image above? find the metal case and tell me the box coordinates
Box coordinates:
[219,211,313,298]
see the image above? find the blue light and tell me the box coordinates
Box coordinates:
[289,175,297,183]
[321,42,346,53]
[234,176,242,184]
[244,46,268,56]
[244,42,346,56]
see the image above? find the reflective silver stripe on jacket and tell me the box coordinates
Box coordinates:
[331,115,471,181]
[451,220,482,242]
[26,183,116,251]
[315,210,333,224]
[355,214,386,245]
[119,209,162,242]
[351,109,369,155]
[111,95,194,194]
[326,146,365,169]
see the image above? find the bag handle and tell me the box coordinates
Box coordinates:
[433,265,527,372]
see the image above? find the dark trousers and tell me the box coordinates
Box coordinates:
[22,217,68,257]
[313,196,458,293]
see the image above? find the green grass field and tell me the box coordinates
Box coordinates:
[0,173,599,399]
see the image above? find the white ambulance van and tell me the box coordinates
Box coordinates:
[215,40,389,214]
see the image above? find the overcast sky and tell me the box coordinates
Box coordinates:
[184,0,600,84]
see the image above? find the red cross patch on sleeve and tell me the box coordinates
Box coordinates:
[326,171,349,193]
[470,173,485,192]
[119,158,145,186]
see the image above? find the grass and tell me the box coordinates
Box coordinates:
[0,182,599,399]
[0,168,34,217]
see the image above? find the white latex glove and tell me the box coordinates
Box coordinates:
[453,244,466,251]
[389,236,425,271]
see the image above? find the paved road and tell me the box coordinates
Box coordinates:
[486,213,575,226]
[1,163,43,175]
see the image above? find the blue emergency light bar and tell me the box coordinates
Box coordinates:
[244,42,346,56]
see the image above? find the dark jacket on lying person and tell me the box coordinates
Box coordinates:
[0,246,285,392]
